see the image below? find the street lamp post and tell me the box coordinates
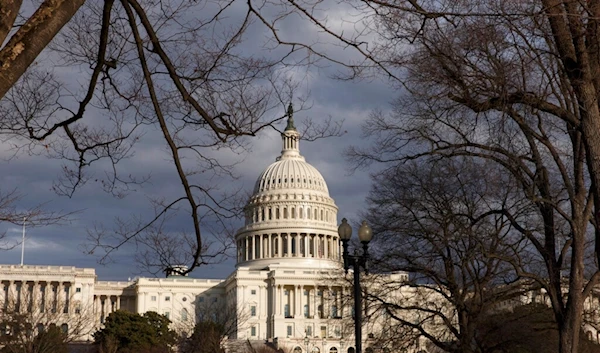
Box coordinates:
[337,218,373,353]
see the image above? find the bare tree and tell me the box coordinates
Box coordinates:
[306,2,600,352]
[0,1,342,275]
[359,158,527,353]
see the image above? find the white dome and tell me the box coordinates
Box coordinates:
[253,158,329,195]
[235,104,340,270]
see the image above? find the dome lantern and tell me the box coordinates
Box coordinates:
[280,103,301,159]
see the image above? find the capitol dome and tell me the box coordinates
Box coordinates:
[235,104,340,269]
[253,154,329,195]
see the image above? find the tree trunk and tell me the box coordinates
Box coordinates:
[0,0,23,45]
[0,0,86,99]
[559,309,582,353]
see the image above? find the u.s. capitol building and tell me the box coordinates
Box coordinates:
[0,107,401,353]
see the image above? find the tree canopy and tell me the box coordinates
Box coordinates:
[94,311,177,353]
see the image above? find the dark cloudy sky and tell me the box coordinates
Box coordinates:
[0,2,396,280]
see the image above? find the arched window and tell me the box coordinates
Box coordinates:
[329,348,338,353]
[299,207,303,219]
[320,209,324,220]
[268,208,272,220]
[347,348,355,353]
[293,347,302,353]
[307,207,311,219]
[291,207,296,219]
[60,324,68,334]
[276,208,280,219]
[315,209,318,220]
[261,208,265,221]
[284,208,288,219]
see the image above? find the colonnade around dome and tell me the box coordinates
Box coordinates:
[236,232,341,263]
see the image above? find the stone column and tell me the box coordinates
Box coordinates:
[59,282,65,314]
[315,286,320,318]
[300,285,305,317]
[4,281,12,310]
[294,285,299,317]
[306,286,315,317]
[278,285,283,316]
[14,281,21,312]
[270,282,276,317]
[304,234,309,257]
[278,234,282,256]
[32,282,40,312]
[322,286,328,318]
[40,282,46,313]
[103,296,109,320]
[340,286,345,318]
[245,238,249,261]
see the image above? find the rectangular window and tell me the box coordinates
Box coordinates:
[165,296,171,302]
[182,309,188,322]
[251,326,256,337]
[164,312,170,319]
[151,296,157,302]
[304,304,309,318]
[284,304,290,318]
[251,306,257,316]
[75,288,81,293]
[320,326,326,338]
[251,289,257,295]
[306,326,312,337]
[287,325,293,337]
[213,297,218,303]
